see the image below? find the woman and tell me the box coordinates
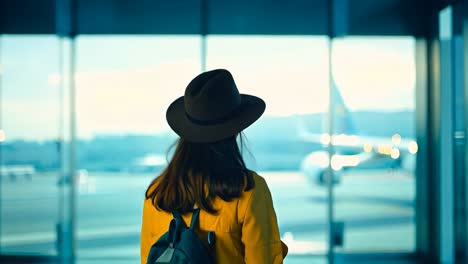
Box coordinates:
[140,69,286,263]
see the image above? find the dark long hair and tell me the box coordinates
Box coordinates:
[145,132,254,215]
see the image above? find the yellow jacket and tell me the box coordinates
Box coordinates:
[140,172,283,264]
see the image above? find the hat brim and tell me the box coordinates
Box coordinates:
[166,94,266,143]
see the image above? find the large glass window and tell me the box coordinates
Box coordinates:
[74,36,201,260]
[0,34,418,263]
[207,36,330,263]
[331,37,416,253]
[0,36,62,256]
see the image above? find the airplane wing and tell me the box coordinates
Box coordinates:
[298,129,418,157]
[295,81,418,157]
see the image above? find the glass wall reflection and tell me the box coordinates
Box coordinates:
[0,35,61,256]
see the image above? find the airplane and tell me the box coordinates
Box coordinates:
[0,165,35,181]
[298,83,418,186]
[127,154,166,173]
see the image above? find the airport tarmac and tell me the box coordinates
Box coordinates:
[1,170,414,263]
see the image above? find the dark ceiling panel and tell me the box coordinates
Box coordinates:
[0,0,429,36]
[0,0,56,34]
[76,0,202,34]
[347,0,428,37]
[207,0,328,35]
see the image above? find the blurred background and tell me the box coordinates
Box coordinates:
[0,0,467,264]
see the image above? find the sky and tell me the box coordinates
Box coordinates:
[0,35,415,141]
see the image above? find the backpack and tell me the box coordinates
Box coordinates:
[146,209,216,264]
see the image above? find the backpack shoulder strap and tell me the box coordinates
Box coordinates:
[168,211,186,245]
[189,208,201,230]
[172,211,184,223]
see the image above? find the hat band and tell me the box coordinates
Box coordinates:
[185,105,242,126]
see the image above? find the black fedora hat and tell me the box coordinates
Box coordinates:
[166,69,266,143]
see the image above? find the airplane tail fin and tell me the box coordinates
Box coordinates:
[296,81,357,139]
[326,81,357,135]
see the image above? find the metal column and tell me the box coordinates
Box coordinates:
[56,0,78,263]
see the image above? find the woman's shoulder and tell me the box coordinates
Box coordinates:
[239,170,271,204]
[142,176,162,212]
[236,171,274,224]
[248,170,269,191]
[146,176,162,196]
